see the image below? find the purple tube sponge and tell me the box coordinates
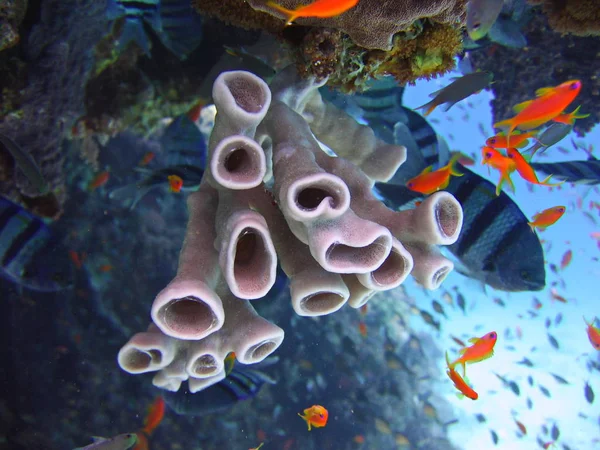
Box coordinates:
[118,67,463,394]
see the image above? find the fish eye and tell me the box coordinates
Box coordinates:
[570,81,580,90]
[319,414,324,418]
[473,22,481,30]
[485,152,492,158]
[489,138,496,144]
[490,332,496,339]
[557,207,565,213]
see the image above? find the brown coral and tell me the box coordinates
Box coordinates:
[529,0,600,36]
[296,21,462,92]
[191,0,285,33]
[248,0,467,50]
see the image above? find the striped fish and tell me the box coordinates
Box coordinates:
[107,0,203,60]
[0,196,73,291]
[531,156,600,185]
[162,360,277,416]
[376,167,545,292]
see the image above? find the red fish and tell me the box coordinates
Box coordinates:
[139,152,155,166]
[358,321,367,337]
[406,153,463,195]
[560,249,572,270]
[450,151,476,166]
[445,352,478,400]
[168,175,183,193]
[69,251,86,270]
[506,148,562,187]
[514,419,527,435]
[481,147,516,195]
[187,99,207,122]
[584,316,600,351]
[528,206,566,232]
[448,331,497,376]
[88,171,110,191]
[266,0,359,26]
[493,80,582,146]
[134,397,165,450]
[486,131,537,149]
[298,405,328,431]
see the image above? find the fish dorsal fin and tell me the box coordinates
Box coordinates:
[588,154,598,161]
[419,165,434,175]
[468,337,480,344]
[513,100,533,113]
[535,86,555,97]
[91,436,108,443]
[458,347,468,355]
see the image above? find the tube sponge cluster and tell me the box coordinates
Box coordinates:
[117,68,464,393]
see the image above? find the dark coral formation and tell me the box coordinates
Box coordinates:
[247,0,467,50]
[0,0,109,215]
[469,11,600,136]
[529,0,600,36]
[296,22,462,92]
[0,0,27,51]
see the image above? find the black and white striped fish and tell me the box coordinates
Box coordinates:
[106,0,203,59]
[376,166,545,292]
[531,156,600,185]
[0,196,73,291]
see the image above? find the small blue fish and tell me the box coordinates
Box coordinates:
[0,196,73,291]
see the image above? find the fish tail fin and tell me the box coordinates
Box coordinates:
[266,1,299,25]
[118,17,151,56]
[298,413,311,431]
[132,431,149,450]
[416,99,439,116]
[461,363,467,378]
[539,174,564,187]
[527,221,537,232]
[570,105,590,121]
[447,152,464,176]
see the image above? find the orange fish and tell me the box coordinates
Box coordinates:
[543,442,556,449]
[493,80,582,145]
[486,131,537,149]
[560,249,572,270]
[69,250,86,270]
[88,171,110,191]
[481,146,516,195]
[448,331,497,376]
[584,316,600,351]
[266,0,359,26]
[445,352,478,400]
[353,435,366,444]
[187,99,207,122]
[358,321,367,337]
[168,174,183,193]
[506,148,562,187]
[224,351,236,375]
[527,206,566,232]
[99,264,114,273]
[514,419,527,435]
[134,397,165,450]
[406,153,463,195]
[550,288,568,304]
[553,105,589,125]
[139,152,155,166]
[298,405,328,431]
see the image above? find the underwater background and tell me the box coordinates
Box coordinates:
[0,1,599,450]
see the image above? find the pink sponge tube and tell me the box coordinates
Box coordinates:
[151,186,225,340]
[215,190,278,299]
[209,135,267,190]
[242,186,350,316]
[117,324,180,374]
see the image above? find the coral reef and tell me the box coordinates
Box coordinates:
[469,10,600,136]
[295,21,463,92]
[117,67,464,393]
[247,0,466,51]
[529,0,600,36]
[0,0,109,216]
[0,0,27,51]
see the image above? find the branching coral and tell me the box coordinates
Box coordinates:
[118,67,464,393]
[529,0,600,36]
